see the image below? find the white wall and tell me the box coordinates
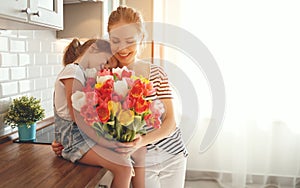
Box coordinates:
[0,30,68,130]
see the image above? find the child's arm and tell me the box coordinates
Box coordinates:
[61,78,77,121]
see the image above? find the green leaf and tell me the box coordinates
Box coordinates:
[4,96,45,128]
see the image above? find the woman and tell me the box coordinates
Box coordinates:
[53,6,188,188]
[108,6,188,188]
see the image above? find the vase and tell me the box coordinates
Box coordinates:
[18,122,36,141]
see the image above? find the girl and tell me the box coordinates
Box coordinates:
[53,38,143,188]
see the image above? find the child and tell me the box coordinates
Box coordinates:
[53,38,145,188]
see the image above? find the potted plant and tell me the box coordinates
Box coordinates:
[4,96,45,141]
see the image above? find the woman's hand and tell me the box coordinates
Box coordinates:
[51,141,64,157]
[114,134,144,156]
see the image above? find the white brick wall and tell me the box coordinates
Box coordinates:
[0,30,66,128]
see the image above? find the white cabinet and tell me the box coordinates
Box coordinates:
[0,0,28,22]
[0,0,63,30]
[29,0,63,29]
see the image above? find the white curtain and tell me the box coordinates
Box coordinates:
[156,0,300,187]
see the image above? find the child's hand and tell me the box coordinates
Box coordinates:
[51,141,64,157]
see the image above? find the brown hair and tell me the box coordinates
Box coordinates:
[107,6,145,37]
[63,38,95,66]
[62,38,112,66]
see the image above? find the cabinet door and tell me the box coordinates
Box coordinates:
[0,0,28,22]
[29,0,63,30]
[57,1,119,39]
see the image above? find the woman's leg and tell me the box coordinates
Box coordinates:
[159,154,187,188]
[145,148,187,188]
[79,145,133,188]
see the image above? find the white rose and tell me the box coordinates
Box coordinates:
[85,68,97,78]
[114,79,129,97]
[71,91,86,111]
[96,75,114,84]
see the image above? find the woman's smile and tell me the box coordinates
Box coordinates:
[118,52,131,58]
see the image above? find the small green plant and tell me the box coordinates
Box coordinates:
[4,96,45,129]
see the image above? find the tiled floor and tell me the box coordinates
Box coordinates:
[184,180,222,188]
[97,171,222,188]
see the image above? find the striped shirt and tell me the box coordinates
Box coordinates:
[146,64,188,157]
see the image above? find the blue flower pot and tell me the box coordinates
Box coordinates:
[18,122,36,141]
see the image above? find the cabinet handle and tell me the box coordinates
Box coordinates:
[21,8,40,17]
[21,8,31,15]
[32,11,40,17]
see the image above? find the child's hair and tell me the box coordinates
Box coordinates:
[63,38,112,66]
[63,38,96,66]
[91,39,112,55]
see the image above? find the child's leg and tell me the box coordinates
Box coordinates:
[131,146,146,188]
[79,145,133,188]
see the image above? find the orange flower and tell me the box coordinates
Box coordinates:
[129,79,145,99]
[96,103,110,123]
[135,97,150,114]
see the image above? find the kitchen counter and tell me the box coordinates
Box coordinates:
[0,140,107,187]
[0,118,107,187]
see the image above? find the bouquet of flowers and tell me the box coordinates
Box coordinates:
[72,66,164,142]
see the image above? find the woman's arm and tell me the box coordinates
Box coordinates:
[141,98,176,145]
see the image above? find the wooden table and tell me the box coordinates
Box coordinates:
[0,140,107,188]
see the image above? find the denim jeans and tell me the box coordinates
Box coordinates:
[54,112,96,163]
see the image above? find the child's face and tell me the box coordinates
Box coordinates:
[88,52,112,70]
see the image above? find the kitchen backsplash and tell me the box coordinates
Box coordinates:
[0,30,69,131]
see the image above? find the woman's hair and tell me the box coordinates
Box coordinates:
[62,38,112,66]
[107,6,145,37]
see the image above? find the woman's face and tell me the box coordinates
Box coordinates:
[109,22,142,67]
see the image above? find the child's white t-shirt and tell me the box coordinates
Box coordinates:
[54,64,85,121]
